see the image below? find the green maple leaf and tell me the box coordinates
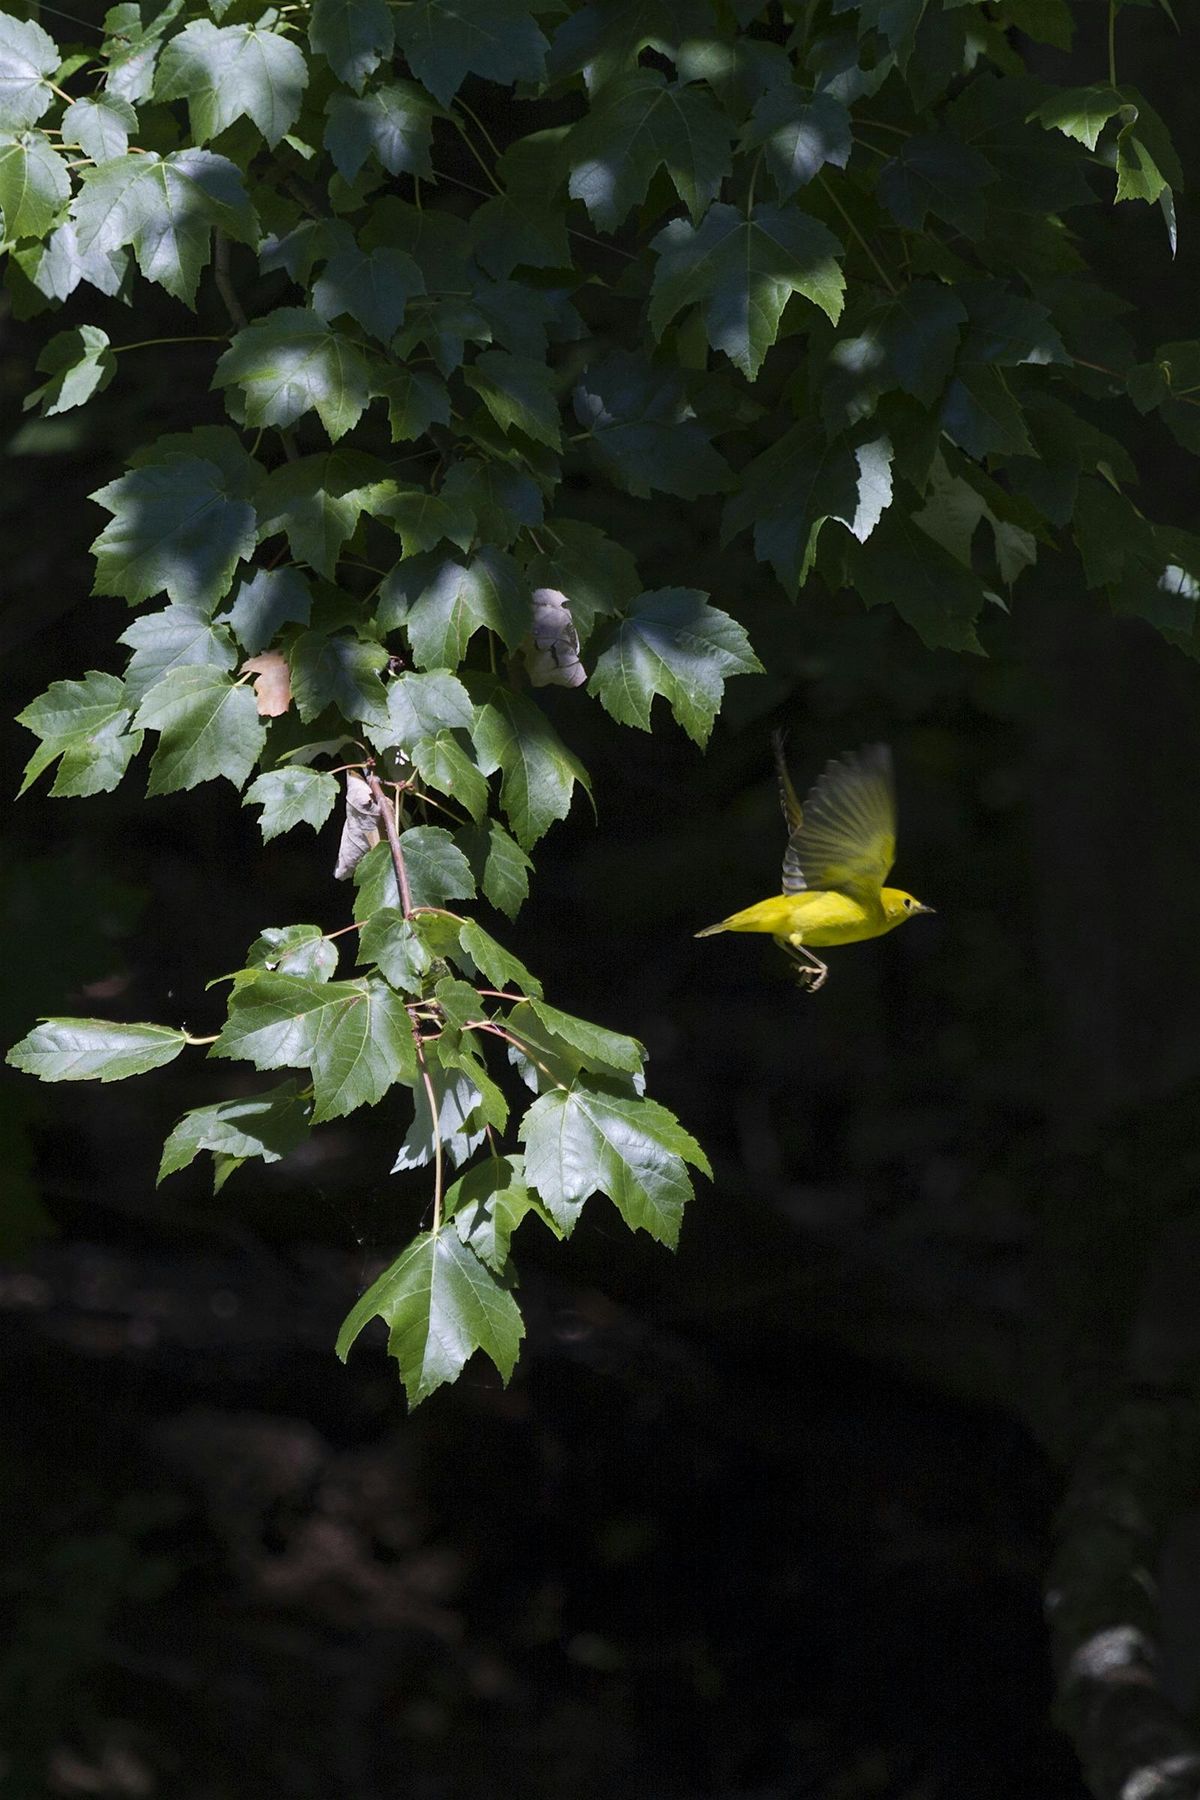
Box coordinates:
[589,588,762,746]
[456,920,541,998]
[214,307,372,442]
[940,365,1033,459]
[914,451,1039,586]
[289,631,390,726]
[847,502,987,652]
[472,129,571,280]
[448,1155,558,1272]
[382,670,474,747]
[0,13,59,131]
[375,366,450,442]
[352,826,476,916]
[393,0,548,107]
[312,233,424,344]
[243,767,339,842]
[213,973,416,1123]
[255,450,386,581]
[410,731,490,822]
[521,1077,709,1245]
[71,148,259,306]
[90,455,257,609]
[119,603,238,707]
[464,350,562,450]
[551,0,717,88]
[24,325,116,418]
[324,81,437,182]
[0,131,69,239]
[456,819,532,917]
[721,422,879,593]
[155,20,308,148]
[372,486,475,560]
[336,1228,524,1405]
[392,1057,489,1171]
[309,0,394,90]
[821,281,969,427]
[133,666,267,793]
[61,93,136,161]
[469,676,591,848]
[358,908,433,993]
[956,280,1067,369]
[438,459,541,550]
[128,424,263,498]
[649,202,845,379]
[382,550,529,668]
[877,132,996,238]
[567,69,733,230]
[1030,82,1126,153]
[101,0,184,106]
[7,1017,188,1083]
[503,999,627,1089]
[18,218,127,302]
[526,1000,644,1075]
[525,519,640,644]
[16,670,142,798]
[574,351,733,500]
[224,568,312,654]
[158,1080,310,1185]
[246,924,339,983]
[741,86,851,198]
[1113,95,1182,208]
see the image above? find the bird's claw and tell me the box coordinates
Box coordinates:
[792,963,827,993]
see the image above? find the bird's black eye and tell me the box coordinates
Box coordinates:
[905,897,914,910]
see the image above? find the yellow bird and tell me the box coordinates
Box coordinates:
[696,735,934,991]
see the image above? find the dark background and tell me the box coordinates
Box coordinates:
[3,5,1200,1796]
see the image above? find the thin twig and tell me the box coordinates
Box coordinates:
[114,335,228,354]
[450,113,504,194]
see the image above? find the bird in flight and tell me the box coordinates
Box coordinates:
[696,735,934,991]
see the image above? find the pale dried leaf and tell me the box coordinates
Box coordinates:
[334,769,381,879]
[242,652,292,717]
[525,587,586,689]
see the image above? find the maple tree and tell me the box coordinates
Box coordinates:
[4,0,1191,1403]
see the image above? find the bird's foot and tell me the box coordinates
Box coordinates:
[791,962,827,993]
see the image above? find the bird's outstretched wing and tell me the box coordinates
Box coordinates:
[771,730,804,834]
[780,744,896,904]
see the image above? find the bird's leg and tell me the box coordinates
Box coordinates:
[780,939,829,993]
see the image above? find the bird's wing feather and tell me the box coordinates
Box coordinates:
[780,744,896,902]
[771,731,804,835]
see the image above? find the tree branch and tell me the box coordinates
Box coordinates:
[1047,1392,1200,1800]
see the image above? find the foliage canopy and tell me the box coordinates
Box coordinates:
[4,0,1192,1401]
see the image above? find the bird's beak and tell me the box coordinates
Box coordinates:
[916,904,936,915]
